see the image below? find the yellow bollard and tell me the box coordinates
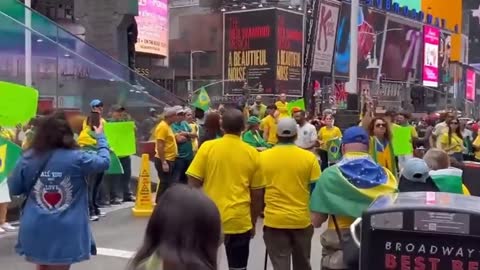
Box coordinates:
[132,154,154,217]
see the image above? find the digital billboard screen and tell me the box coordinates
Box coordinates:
[223,8,303,96]
[135,0,169,57]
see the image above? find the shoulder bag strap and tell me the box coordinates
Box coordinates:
[331,215,344,243]
[21,151,54,210]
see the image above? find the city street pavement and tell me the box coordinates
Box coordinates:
[1,201,326,270]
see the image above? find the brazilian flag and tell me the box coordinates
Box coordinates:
[310,155,398,218]
[192,87,210,111]
[0,137,22,184]
[327,137,342,163]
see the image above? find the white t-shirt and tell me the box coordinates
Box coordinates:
[295,122,317,149]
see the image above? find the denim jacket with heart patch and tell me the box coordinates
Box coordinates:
[8,134,110,265]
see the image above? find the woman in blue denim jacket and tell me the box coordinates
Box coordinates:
[8,111,110,270]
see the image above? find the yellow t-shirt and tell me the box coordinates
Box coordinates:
[473,135,480,160]
[189,123,199,152]
[318,126,342,150]
[77,118,106,147]
[154,121,178,161]
[259,144,321,229]
[275,100,289,118]
[186,134,264,234]
[439,133,463,154]
[262,115,278,145]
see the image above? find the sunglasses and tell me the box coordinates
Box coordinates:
[375,123,386,128]
[450,122,459,125]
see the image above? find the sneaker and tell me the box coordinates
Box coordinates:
[1,223,17,232]
[99,211,106,217]
[123,196,136,202]
[90,215,99,222]
[0,227,5,234]
[111,198,122,205]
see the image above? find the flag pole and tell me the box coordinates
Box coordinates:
[192,79,241,94]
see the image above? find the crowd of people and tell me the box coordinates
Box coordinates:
[3,93,480,270]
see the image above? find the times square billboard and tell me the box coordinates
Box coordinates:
[223,8,304,97]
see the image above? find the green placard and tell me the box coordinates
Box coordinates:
[392,125,413,156]
[0,136,22,183]
[104,121,136,157]
[287,98,306,114]
[0,81,38,127]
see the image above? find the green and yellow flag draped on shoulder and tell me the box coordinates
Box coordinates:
[310,153,398,218]
[0,136,22,184]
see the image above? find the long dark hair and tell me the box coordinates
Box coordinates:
[30,110,77,153]
[447,118,462,146]
[130,185,221,270]
[368,117,392,142]
[200,111,222,146]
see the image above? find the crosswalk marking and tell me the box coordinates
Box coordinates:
[96,247,135,259]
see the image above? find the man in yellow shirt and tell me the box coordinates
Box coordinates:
[187,108,264,270]
[275,93,289,118]
[154,106,180,202]
[260,117,321,270]
[262,104,279,146]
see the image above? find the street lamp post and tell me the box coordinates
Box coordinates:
[346,0,359,94]
[25,0,32,87]
[189,50,206,95]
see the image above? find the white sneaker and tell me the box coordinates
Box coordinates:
[0,227,5,234]
[90,215,99,222]
[1,223,16,232]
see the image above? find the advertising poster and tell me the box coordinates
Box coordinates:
[332,81,348,109]
[381,19,422,81]
[135,0,169,57]
[312,2,340,73]
[224,9,277,95]
[467,0,480,64]
[422,26,440,87]
[275,9,304,96]
[439,32,452,84]
[333,3,386,80]
[369,229,480,270]
[466,69,476,101]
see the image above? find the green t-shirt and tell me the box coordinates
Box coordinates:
[171,121,194,160]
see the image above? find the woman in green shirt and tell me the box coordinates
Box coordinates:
[242,116,270,151]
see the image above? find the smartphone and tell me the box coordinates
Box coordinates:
[90,112,100,131]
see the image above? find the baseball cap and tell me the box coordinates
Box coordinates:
[291,107,303,113]
[149,108,157,113]
[276,117,297,137]
[164,106,179,117]
[341,126,369,146]
[111,104,125,112]
[173,105,186,114]
[247,116,261,125]
[90,99,103,108]
[401,158,430,183]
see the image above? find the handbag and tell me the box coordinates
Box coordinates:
[20,151,53,213]
[331,215,360,270]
